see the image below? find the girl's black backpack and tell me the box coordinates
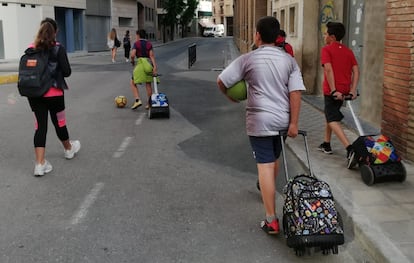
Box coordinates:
[17,46,58,97]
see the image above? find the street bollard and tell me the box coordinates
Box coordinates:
[188,43,196,69]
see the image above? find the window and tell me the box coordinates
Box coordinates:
[280,9,285,30]
[289,5,297,35]
[144,7,154,21]
[144,7,154,22]
[119,17,133,27]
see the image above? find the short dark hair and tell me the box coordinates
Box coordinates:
[279,29,286,37]
[256,16,280,44]
[136,29,147,38]
[40,17,57,32]
[326,22,346,41]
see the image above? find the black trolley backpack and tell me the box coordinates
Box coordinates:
[148,75,170,119]
[280,131,345,256]
[346,99,406,185]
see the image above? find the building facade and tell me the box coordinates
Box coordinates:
[0,0,156,58]
[233,0,414,161]
[136,0,156,40]
[212,0,234,36]
[0,0,86,59]
[198,0,214,36]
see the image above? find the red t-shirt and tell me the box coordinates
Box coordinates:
[275,36,294,57]
[321,42,358,95]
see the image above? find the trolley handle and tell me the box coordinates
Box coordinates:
[152,74,162,94]
[279,129,314,181]
[344,94,358,100]
[343,93,365,136]
[279,130,307,137]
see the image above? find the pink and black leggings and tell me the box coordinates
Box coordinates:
[28,96,69,147]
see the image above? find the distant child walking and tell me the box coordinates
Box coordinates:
[318,22,359,167]
[107,28,120,63]
[123,30,131,62]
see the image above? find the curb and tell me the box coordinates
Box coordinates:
[0,74,18,85]
[286,138,412,263]
[285,99,413,263]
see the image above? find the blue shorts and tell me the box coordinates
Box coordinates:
[249,136,283,163]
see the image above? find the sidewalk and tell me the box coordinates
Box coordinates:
[0,60,18,85]
[287,96,414,263]
[1,39,413,263]
[219,40,414,263]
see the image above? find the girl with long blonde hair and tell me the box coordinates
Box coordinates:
[107,28,119,62]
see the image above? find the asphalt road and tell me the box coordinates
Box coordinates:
[0,37,372,262]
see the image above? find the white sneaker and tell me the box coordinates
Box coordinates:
[126,59,129,62]
[34,160,53,177]
[64,140,81,159]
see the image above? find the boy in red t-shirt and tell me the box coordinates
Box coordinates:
[318,22,359,166]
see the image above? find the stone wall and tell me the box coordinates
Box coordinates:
[359,0,385,127]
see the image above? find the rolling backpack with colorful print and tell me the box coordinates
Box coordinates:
[346,99,406,185]
[280,131,345,256]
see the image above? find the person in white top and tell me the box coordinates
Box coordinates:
[107,28,119,63]
[217,16,306,235]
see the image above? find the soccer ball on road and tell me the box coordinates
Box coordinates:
[114,95,127,108]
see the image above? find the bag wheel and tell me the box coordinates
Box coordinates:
[294,247,305,257]
[147,97,153,119]
[398,162,407,182]
[282,214,289,236]
[360,164,375,186]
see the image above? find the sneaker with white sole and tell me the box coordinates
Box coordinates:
[34,160,53,177]
[318,142,333,154]
[64,140,81,159]
[131,100,142,110]
[260,218,280,235]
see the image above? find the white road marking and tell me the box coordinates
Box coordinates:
[70,182,104,225]
[113,136,133,158]
[135,113,146,125]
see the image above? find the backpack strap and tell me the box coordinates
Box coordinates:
[140,40,148,58]
[277,41,286,50]
[48,45,60,85]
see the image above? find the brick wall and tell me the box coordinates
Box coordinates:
[384,0,414,160]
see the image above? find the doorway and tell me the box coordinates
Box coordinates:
[345,0,364,113]
[0,20,4,59]
[346,0,364,80]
